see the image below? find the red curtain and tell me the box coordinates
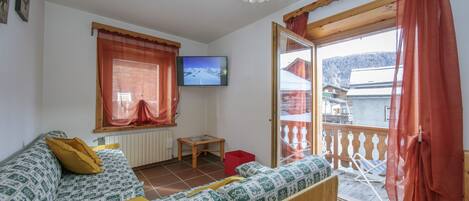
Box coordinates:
[386,0,463,200]
[285,12,309,52]
[285,12,309,37]
[97,30,179,127]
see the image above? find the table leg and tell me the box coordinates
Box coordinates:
[192,145,197,168]
[220,141,225,162]
[178,140,182,161]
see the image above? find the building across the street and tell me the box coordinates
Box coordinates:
[347,66,402,128]
[322,85,351,124]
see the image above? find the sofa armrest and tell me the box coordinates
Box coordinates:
[235,161,273,177]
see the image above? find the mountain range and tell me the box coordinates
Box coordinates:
[322,52,396,88]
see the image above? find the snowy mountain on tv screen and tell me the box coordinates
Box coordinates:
[183,57,223,85]
[184,67,221,85]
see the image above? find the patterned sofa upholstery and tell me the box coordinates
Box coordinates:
[157,156,331,201]
[234,161,274,178]
[0,131,144,201]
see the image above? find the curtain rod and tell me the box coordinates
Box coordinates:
[91,22,181,48]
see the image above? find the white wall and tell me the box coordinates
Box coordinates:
[451,0,469,149]
[42,2,211,156]
[207,0,372,166]
[0,0,45,161]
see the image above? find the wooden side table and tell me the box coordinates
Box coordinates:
[177,135,225,168]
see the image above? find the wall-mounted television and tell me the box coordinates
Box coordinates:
[177,56,228,86]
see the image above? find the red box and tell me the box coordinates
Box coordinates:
[224,150,255,176]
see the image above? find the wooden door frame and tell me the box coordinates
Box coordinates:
[271,22,319,168]
[273,0,397,168]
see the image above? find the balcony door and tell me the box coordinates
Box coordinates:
[271,23,319,167]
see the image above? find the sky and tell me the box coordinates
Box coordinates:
[182,57,225,69]
[279,30,397,70]
[318,29,397,60]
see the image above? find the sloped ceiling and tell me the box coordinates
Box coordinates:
[47,0,301,43]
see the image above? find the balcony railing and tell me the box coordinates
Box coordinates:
[280,121,312,164]
[279,121,388,169]
[322,123,388,169]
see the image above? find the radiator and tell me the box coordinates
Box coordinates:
[104,130,173,168]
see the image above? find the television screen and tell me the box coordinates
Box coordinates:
[177,56,228,86]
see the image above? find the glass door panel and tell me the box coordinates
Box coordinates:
[272,23,316,167]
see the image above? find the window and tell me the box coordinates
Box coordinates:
[93,23,180,133]
[385,106,391,121]
[318,29,398,128]
[112,60,160,120]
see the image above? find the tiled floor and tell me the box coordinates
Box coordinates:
[133,154,230,200]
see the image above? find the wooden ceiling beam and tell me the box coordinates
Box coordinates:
[307,0,396,29]
[306,0,397,44]
[283,0,336,22]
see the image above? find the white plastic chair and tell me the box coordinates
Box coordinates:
[350,153,386,201]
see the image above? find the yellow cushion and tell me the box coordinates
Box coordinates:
[56,137,102,166]
[127,197,149,201]
[92,143,120,152]
[46,137,102,174]
[187,176,245,197]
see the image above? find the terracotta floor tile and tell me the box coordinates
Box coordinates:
[197,164,223,174]
[184,175,215,188]
[141,166,171,179]
[212,161,225,167]
[164,162,192,173]
[156,182,190,197]
[134,171,146,181]
[148,173,181,187]
[174,169,203,180]
[141,178,154,191]
[207,170,230,180]
[185,159,213,167]
[199,158,214,165]
[158,159,180,166]
[204,155,223,162]
[144,190,160,200]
